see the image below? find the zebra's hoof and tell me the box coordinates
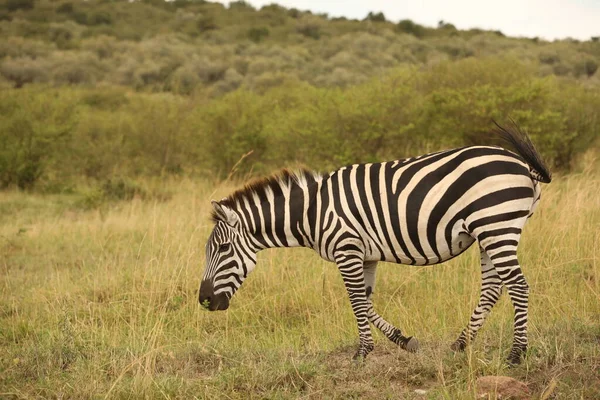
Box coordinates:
[506,354,523,366]
[352,350,370,362]
[450,340,466,352]
[506,345,527,366]
[352,343,374,361]
[403,336,419,352]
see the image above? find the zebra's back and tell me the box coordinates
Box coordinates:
[321,146,537,265]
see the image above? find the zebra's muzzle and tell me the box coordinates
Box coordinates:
[199,280,229,311]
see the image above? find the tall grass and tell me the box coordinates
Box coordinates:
[0,170,599,398]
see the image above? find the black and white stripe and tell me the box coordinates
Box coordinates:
[200,124,551,364]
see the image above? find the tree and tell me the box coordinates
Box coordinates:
[396,19,426,38]
[365,11,386,23]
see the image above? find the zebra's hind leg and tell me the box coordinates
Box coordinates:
[476,231,529,365]
[485,242,529,365]
[364,262,419,352]
[451,247,503,352]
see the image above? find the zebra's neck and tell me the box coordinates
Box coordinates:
[229,170,322,252]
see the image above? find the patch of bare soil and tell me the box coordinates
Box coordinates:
[318,344,438,398]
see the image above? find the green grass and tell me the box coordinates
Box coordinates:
[1,173,599,399]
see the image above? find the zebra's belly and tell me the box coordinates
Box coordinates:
[372,232,475,265]
[433,232,476,264]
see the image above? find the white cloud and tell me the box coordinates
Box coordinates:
[214,0,600,40]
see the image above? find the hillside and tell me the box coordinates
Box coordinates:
[1,0,599,94]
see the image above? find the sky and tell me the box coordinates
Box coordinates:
[214,0,600,41]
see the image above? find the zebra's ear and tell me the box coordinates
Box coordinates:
[211,200,240,228]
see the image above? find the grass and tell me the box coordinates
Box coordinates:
[0,172,599,399]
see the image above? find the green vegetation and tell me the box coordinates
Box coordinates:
[0,173,599,398]
[1,0,599,190]
[1,60,600,190]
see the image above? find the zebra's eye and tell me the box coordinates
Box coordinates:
[219,243,231,252]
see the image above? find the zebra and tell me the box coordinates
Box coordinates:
[199,123,552,364]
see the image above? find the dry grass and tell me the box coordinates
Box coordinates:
[0,172,599,399]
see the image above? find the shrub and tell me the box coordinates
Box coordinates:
[196,14,217,32]
[229,1,254,11]
[89,11,112,26]
[192,89,268,175]
[169,66,201,94]
[56,2,73,14]
[553,63,571,76]
[47,23,78,49]
[287,8,300,18]
[539,52,560,65]
[434,38,475,59]
[258,3,287,26]
[296,17,322,39]
[396,19,426,38]
[5,0,34,12]
[437,20,458,36]
[0,57,50,88]
[71,11,88,25]
[211,67,243,96]
[365,12,386,23]
[50,52,106,85]
[0,37,51,58]
[0,88,78,188]
[247,27,269,43]
[574,59,598,77]
[81,87,128,110]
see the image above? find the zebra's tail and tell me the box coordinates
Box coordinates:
[492,120,553,184]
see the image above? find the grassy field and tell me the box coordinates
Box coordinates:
[0,170,599,399]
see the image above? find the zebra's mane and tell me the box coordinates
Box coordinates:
[211,168,319,223]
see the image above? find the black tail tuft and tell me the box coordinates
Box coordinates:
[492,120,552,183]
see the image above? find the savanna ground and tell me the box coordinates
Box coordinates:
[1,166,599,399]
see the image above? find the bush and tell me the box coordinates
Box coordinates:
[47,23,78,49]
[365,12,386,23]
[247,27,269,43]
[287,8,300,18]
[0,57,50,87]
[193,89,268,175]
[396,19,426,38]
[196,14,217,32]
[56,2,73,14]
[0,57,598,189]
[71,11,88,25]
[296,17,321,39]
[258,3,287,26]
[89,11,112,26]
[5,0,34,12]
[211,67,243,96]
[574,59,598,77]
[539,52,560,65]
[0,88,78,188]
[50,52,106,85]
[229,1,254,11]
[168,66,200,94]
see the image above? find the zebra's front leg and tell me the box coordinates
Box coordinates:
[364,262,419,352]
[335,252,374,360]
[451,248,503,352]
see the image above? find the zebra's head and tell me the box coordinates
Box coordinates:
[199,200,257,311]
